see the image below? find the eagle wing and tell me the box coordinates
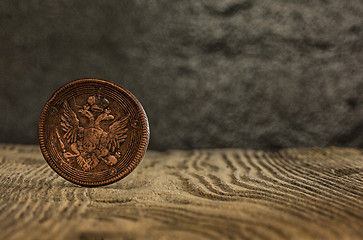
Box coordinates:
[107,115,129,152]
[60,101,80,144]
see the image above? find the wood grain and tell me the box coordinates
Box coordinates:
[0,144,362,240]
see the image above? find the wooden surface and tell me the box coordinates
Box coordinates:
[0,144,362,240]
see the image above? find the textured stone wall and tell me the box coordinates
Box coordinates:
[0,0,363,150]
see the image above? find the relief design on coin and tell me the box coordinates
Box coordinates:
[38,79,149,186]
[57,95,128,171]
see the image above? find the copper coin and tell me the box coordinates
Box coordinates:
[38,79,149,186]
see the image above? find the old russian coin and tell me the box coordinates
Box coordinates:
[38,79,149,186]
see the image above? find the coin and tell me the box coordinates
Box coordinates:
[38,79,149,186]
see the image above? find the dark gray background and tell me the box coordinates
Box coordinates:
[0,0,363,150]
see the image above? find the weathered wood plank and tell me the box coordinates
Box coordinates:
[0,144,362,240]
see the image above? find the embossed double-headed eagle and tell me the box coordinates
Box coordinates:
[56,95,128,171]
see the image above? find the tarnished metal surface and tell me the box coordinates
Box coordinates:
[38,78,149,186]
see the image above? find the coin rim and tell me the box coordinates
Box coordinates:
[38,78,150,186]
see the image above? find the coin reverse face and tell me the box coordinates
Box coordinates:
[38,79,149,186]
